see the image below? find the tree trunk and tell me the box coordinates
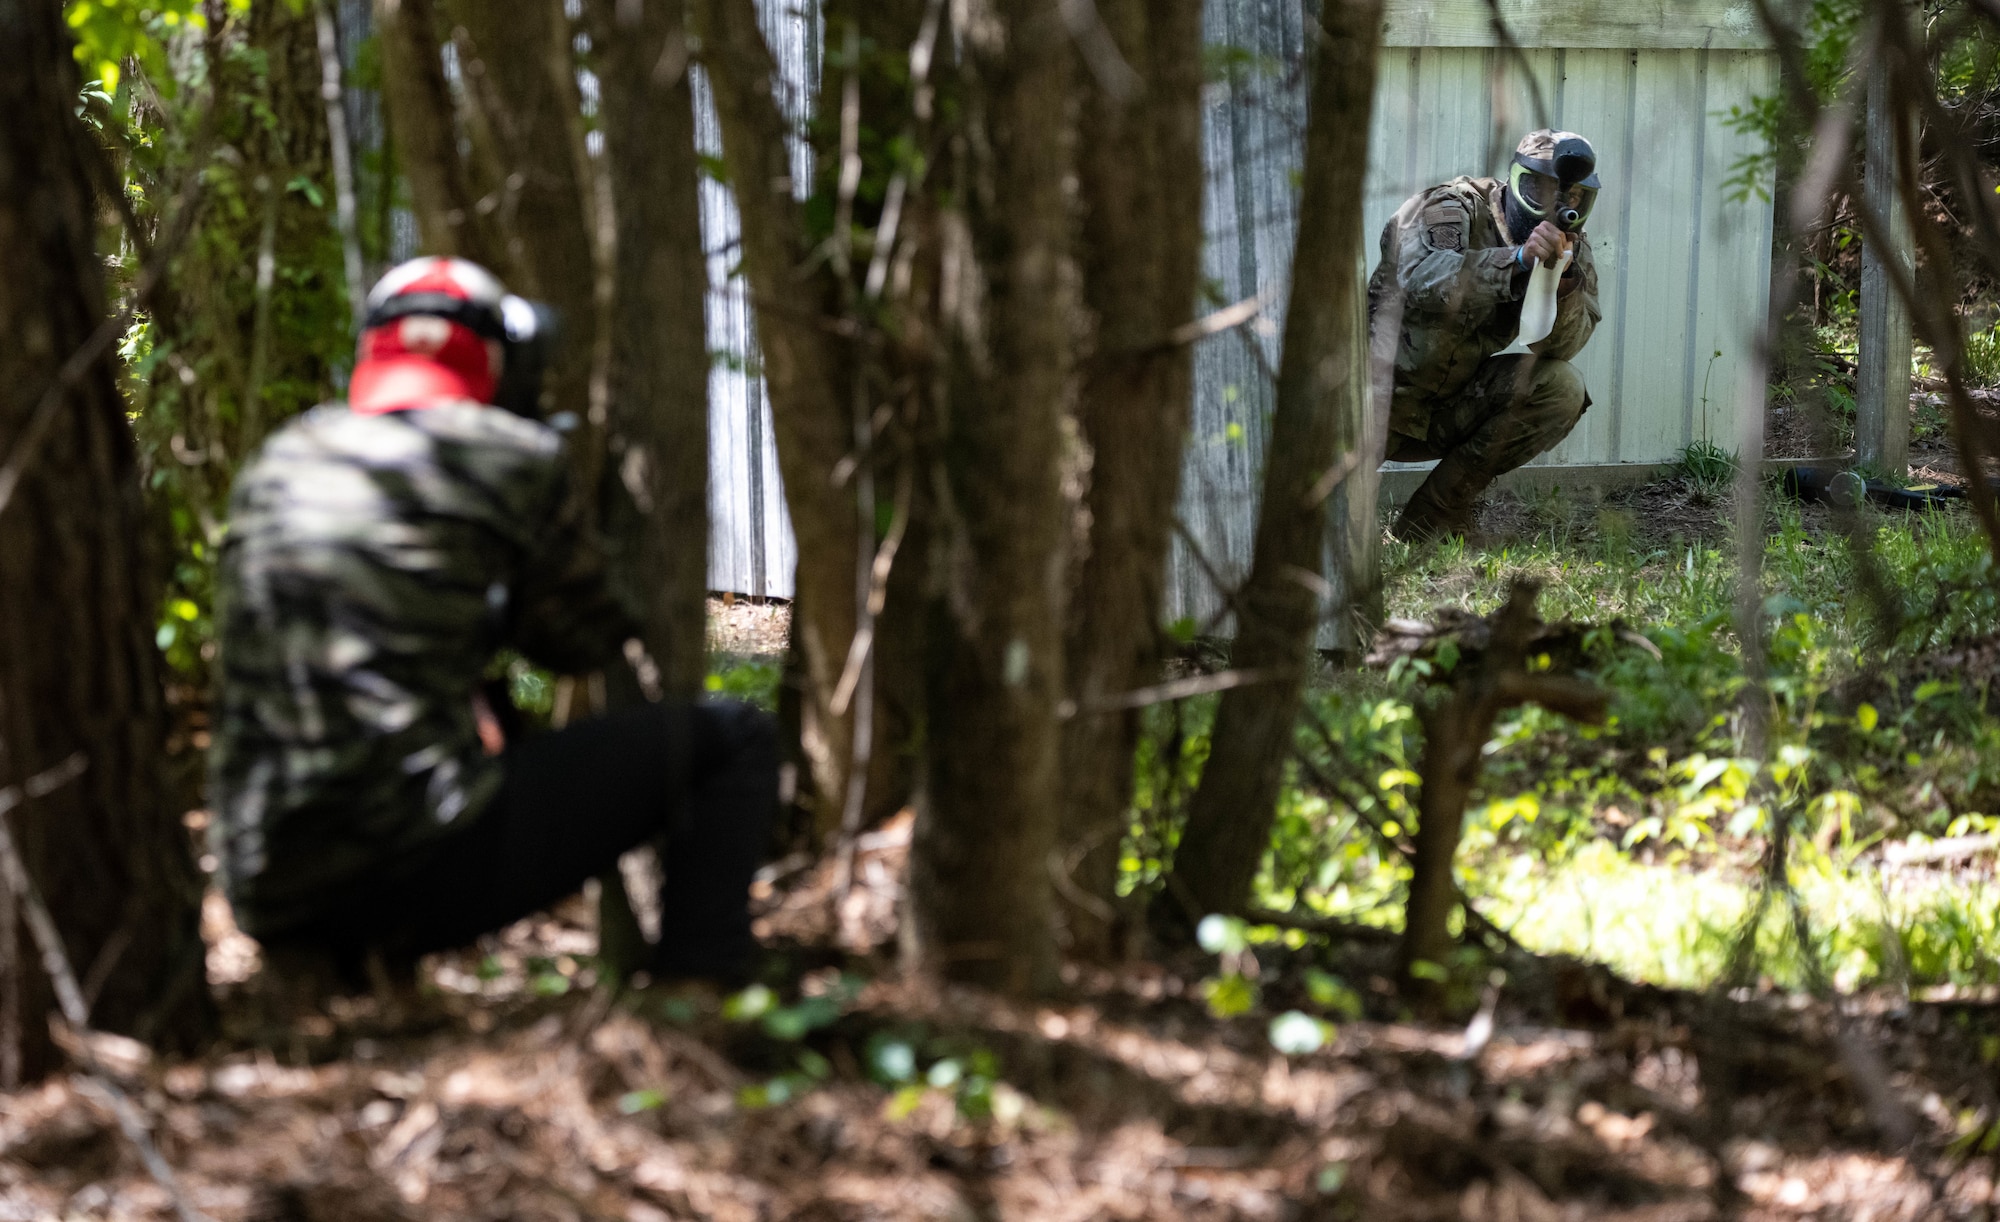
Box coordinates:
[1059,0,1206,960]
[439,0,597,431]
[904,0,1076,995]
[690,0,868,835]
[1160,0,1384,930]
[591,0,710,697]
[375,0,506,268]
[0,0,213,1082]
[1395,584,1607,991]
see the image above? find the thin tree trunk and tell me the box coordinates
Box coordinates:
[0,0,213,1080]
[1059,0,1205,960]
[375,0,506,268]
[691,0,866,835]
[904,0,1076,995]
[592,0,710,696]
[1160,0,1384,929]
[439,0,597,428]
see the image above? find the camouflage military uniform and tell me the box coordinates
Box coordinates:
[209,401,637,938]
[1367,175,1601,531]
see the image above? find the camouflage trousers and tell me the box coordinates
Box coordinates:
[1386,355,1589,538]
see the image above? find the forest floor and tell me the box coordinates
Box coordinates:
[10,404,2000,1221]
[4,833,1999,1221]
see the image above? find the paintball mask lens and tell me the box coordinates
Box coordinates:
[1509,165,1597,229]
[493,296,559,417]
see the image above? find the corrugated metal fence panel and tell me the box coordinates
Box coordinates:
[700,0,818,600]
[1166,0,1310,636]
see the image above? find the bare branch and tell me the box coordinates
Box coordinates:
[0,755,214,1222]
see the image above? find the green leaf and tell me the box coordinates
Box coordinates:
[884,1084,927,1120]
[1407,959,1449,983]
[1202,972,1259,1018]
[284,174,324,207]
[867,1037,917,1084]
[1856,702,1879,733]
[723,983,774,1022]
[762,995,842,1041]
[617,1088,666,1114]
[1303,969,1363,1018]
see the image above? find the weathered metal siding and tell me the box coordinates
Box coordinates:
[699,0,818,599]
[1166,2,1774,636]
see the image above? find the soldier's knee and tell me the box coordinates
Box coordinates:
[1533,359,1587,414]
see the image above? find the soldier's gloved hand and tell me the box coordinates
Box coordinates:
[1515,221,1567,269]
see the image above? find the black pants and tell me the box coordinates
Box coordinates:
[278,701,777,981]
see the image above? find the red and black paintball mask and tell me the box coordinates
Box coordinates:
[350,257,558,417]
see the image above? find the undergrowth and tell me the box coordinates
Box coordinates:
[1129,481,2000,997]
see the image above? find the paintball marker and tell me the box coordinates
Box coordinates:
[1780,465,1968,511]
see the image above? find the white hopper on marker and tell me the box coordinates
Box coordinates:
[1494,244,1573,357]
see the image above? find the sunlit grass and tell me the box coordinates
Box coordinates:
[1204,480,2000,992]
[1478,839,2000,993]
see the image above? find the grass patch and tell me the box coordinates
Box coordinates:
[1133,477,2000,993]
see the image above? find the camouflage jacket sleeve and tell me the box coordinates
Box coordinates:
[508,465,642,675]
[1392,194,1522,318]
[1536,233,1602,361]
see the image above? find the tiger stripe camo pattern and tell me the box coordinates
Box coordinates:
[208,402,639,938]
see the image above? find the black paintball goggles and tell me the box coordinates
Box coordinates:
[1509,133,1600,231]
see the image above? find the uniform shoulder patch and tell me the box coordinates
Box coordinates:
[1419,201,1467,251]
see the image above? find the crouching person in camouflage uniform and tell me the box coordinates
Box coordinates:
[1370,130,1604,540]
[210,257,776,985]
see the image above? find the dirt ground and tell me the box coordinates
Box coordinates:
[6,823,2000,1221]
[11,397,2000,1222]
[707,597,791,659]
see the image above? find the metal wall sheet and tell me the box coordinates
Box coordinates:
[1382,0,1767,51]
[698,0,818,599]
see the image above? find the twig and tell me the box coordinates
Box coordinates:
[1061,667,1279,717]
[314,0,366,331]
[1296,709,1528,957]
[1058,0,1140,102]
[0,755,215,1222]
[1166,294,1264,347]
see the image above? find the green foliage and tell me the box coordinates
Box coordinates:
[1716,0,1857,201]
[1675,440,1738,491]
[706,656,782,709]
[1961,323,2000,386]
[88,4,364,679]
[1129,487,2000,997]
[65,0,249,95]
